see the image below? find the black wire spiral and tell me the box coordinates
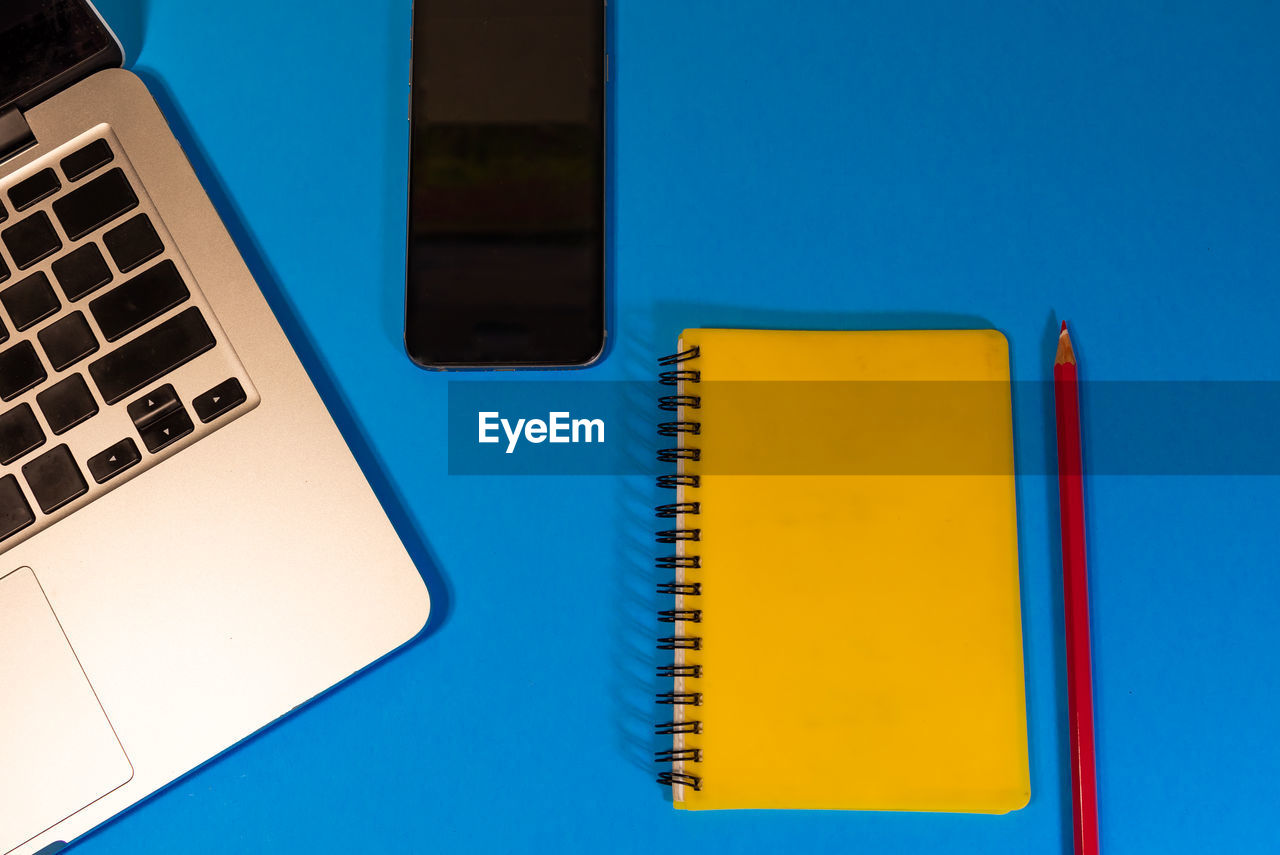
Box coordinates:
[654,346,702,792]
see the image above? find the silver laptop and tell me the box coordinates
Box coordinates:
[0,5,431,853]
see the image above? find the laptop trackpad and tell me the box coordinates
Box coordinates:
[0,568,133,854]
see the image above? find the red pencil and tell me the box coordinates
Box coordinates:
[1054,322,1100,855]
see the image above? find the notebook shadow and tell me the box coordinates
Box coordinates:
[1037,311,1073,855]
[131,68,452,641]
[613,473,674,804]
[607,304,682,804]
[93,0,150,63]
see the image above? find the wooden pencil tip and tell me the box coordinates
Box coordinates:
[1055,323,1076,365]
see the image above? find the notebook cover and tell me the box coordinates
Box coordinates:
[664,329,1029,812]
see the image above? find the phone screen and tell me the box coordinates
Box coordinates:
[0,0,115,113]
[406,0,606,368]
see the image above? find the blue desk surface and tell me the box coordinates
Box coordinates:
[81,0,1279,852]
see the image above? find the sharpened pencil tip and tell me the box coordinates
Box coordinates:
[1055,323,1076,365]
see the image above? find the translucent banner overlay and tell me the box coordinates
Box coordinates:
[447,381,1280,475]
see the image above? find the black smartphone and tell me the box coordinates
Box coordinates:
[406,0,606,369]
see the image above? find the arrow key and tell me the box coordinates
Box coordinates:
[127,383,181,431]
[193,377,246,424]
[87,438,141,484]
[138,407,193,454]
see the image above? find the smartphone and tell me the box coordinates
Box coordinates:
[406,0,607,369]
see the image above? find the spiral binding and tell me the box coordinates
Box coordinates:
[654,346,703,793]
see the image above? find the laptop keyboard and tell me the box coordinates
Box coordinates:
[0,130,258,551]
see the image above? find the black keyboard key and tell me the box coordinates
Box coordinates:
[38,311,98,371]
[104,214,164,274]
[0,341,45,401]
[1,271,61,331]
[0,403,45,465]
[23,444,88,514]
[88,307,215,405]
[0,198,6,224]
[129,384,194,451]
[36,374,98,436]
[51,168,137,242]
[61,139,114,182]
[52,242,112,301]
[138,407,193,453]
[8,169,61,211]
[90,259,189,342]
[0,474,35,542]
[0,253,8,285]
[127,383,181,426]
[193,377,247,423]
[2,211,62,270]
[0,315,7,346]
[129,385,190,453]
[87,438,140,484]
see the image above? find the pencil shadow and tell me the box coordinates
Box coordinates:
[131,67,452,640]
[93,0,150,63]
[1040,311,1073,855]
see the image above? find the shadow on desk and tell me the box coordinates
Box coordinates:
[131,68,453,643]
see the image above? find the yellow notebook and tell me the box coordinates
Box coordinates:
[655,329,1029,813]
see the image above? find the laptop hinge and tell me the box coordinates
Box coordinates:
[0,108,37,164]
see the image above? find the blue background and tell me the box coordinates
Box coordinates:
[78,0,1279,852]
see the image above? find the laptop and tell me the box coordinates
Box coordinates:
[0,4,431,853]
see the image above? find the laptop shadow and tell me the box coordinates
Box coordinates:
[131,68,452,643]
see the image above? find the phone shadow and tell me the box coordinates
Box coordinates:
[130,67,453,641]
